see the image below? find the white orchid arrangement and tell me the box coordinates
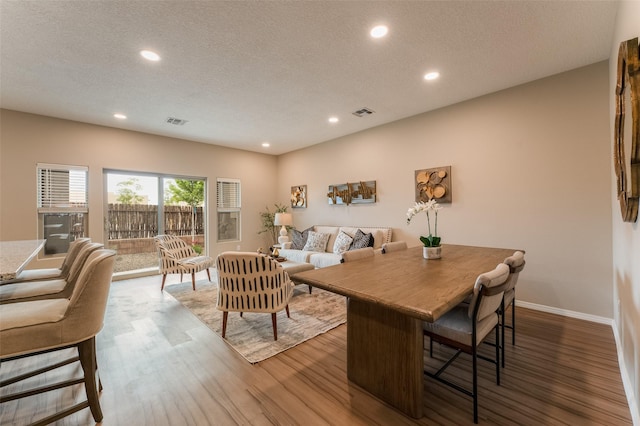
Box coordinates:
[406,200,442,247]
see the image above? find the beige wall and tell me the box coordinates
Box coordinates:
[278,61,613,318]
[0,110,278,267]
[610,1,640,421]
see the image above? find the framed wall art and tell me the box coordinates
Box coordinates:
[415,166,452,204]
[291,185,307,208]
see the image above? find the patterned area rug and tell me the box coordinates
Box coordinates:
[165,280,346,363]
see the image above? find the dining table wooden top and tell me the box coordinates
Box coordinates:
[291,244,520,323]
[0,239,46,282]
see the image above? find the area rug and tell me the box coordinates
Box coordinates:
[165,280,346,363]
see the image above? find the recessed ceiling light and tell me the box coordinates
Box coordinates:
[424,71,440,81]
[262,142,270,148]
[370,25,388,38]
[140,50,160,61]
[113,113,127,119]
[328,117,339,124]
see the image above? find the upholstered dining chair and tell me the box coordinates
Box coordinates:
[381,241,408,253]
[216,252,295,341]
[0,237,91,284]
[0,242,104,304]
[154,234,214,291]
[501,251,526,367]
[423,263,510,424]
[0,249,116,425]
[340,247,375,263]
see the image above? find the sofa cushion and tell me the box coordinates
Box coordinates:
[333,230,353,254]
[291,227,312,250]
[313,226,341,253]
[340,226,392,249]
[350,229,372,250]
[303,231,331,252]
[309,252,342,268]
[278,249,318,263]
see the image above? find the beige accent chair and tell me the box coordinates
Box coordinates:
[423,263,510,424]
[340,247,375,263]
[154,234,214,291]
[216,252,295,341]
[0,237,91,284]
[381,241,408,253]
[501,251,526,367]
[0,249,116,425]
[0,242,104,304]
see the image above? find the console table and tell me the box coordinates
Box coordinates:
[291,244,519,418]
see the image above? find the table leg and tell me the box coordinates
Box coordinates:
[346,298,423,418]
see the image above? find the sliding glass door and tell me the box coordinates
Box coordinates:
[104,170,206,274]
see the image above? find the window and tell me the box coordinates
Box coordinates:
[216,178,240,242]
[37,163,88,255]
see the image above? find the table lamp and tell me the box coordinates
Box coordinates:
[274,213,293,245]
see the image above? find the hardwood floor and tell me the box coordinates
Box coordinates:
[0,273,632,425]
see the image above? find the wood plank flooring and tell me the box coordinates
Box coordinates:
[0,273,632,425]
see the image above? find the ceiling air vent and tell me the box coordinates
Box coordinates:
[352,107,375,117]
[166,117,188,126]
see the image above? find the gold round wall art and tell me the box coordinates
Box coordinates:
[614,37,640,223]
[415,166,451,204]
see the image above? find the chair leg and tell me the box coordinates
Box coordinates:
[206,268,211,282]
[221,311,228,338]
[501,301,506,368]
[495,324,501,386]
[285,305,290,318]
[512,299,516,345]
[78,337,103,423]
[271,313,278,340]
[161,274,167,291]
[472,346,478,424]
[180,272,184,282]
[191,272,196,291]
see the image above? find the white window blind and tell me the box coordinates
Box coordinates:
[37,163,88,212]
[216,178,241,210]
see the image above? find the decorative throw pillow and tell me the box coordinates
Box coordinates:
[350,229,373,250]
[332,230,354,254]
[291,227,312,250]
[302,231,331,252]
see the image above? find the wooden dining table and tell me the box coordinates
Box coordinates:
[291,243,518,419]
[0,240,46,282]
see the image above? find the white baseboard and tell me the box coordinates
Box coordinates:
[612,319,640,426]
[517,300,613,325]
[519,300,639,425]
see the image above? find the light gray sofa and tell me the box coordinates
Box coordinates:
[278,225,393,269]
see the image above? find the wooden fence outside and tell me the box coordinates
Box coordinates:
[107,204,205,240]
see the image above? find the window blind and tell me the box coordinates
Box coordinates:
[37,163,88,212]
[216,178,241,210]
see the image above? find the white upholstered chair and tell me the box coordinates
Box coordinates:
[423,263,510,424]
[216,252,295,341]
[154,234,214,291]
[501,250,526,367]
[0,242,104,304]
[0,249,116,425]
[340,247,375,263]
[381,241,408,253]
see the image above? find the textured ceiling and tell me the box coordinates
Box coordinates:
[0,1,618,155]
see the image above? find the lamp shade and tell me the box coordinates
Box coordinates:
[274,213,293,226]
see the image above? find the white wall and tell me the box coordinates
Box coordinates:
[278,61,612,318]
[610,1,640,422]
[0,110,278,266]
